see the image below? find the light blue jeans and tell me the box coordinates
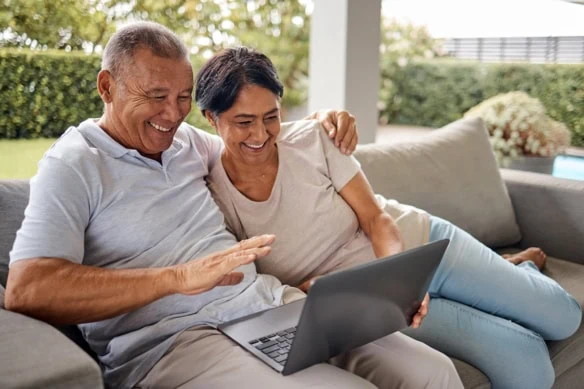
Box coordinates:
[403,216,582,389]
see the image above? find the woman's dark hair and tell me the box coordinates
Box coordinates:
[195,46,284,117]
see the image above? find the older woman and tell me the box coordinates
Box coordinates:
[199,47,581,389]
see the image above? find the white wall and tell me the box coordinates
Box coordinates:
[308,0,382,144]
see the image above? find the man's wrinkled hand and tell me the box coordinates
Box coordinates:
[306,109,358,155]
[411,293,430,329]
[174,234,275,296]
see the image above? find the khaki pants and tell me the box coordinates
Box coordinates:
[136,288,462,389]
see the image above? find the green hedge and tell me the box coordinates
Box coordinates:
[3,49,584,148]
[0,49,103,138]
[0,49,212,138]
[381,60,584,147]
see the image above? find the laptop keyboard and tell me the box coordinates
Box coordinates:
[249,327,296,365]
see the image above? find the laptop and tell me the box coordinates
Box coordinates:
[218,239,449,375]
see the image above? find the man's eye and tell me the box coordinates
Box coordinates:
[178,96,192,101]
[237,121,252,126]
[265,116,278,122]
[153,96,166,101]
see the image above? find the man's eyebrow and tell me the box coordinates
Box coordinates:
[145,88,169,95]
[144,88,193,95]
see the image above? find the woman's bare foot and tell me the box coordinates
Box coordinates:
[502,248,547,270]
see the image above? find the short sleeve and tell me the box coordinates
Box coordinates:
[317,122,361,192]
[9,156,90,265]
[185,125,224,171]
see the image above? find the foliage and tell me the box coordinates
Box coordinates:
[0,0,311,108]
[378,19,445,125]
[0,0,128,51]
[464,92,571,166]
[381,61,584,147]
[0,48,217,138]
[0,49,102,138]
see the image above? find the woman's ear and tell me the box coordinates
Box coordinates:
[204,111,217,128]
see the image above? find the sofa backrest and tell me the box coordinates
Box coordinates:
[354,117,522,248]
[0,179,98,360]
[0,180,30,287]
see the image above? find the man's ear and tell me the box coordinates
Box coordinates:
[97,70,114,103]
[204,110,217,128]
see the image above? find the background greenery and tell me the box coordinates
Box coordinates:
[1,0,583,148]
[380,61,584,147]
[3,48,583,146]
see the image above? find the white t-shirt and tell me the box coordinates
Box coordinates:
[208,120,430,286]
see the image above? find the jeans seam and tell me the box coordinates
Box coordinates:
[438,298,548,345]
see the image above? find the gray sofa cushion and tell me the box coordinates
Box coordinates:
[544,257,584,379]
[0,180,29,287]
[0,309,103,388]
[355,117,521,248]
[451,358,490,389]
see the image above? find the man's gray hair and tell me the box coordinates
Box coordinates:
[102,21,189,79]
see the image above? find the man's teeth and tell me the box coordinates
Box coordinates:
[149,122,172,132]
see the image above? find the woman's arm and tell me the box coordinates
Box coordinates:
[339,171,428,329]
[339,171,404,258]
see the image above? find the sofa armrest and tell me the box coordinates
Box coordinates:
[501,169,584,265]
[0,309,103,389]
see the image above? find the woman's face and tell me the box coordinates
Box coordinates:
[212,84,281,168]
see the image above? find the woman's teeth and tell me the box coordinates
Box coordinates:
[244,142,266,149]
[149,122,172,132]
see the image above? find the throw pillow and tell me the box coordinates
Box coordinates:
[354,117,521,248]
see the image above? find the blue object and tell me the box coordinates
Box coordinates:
[554,155,584,181]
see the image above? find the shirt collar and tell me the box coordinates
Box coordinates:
[77,119,185,161]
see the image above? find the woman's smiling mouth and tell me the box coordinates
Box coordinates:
[242,140,268,151]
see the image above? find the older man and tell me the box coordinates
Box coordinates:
[6,22,460,389]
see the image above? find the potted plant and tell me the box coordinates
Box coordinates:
[464,91,571,174]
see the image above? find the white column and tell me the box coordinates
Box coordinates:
[309,0,382,144]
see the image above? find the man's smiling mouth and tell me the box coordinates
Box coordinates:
[148,121,173,133]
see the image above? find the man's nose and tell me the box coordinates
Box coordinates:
[162,99,185,123]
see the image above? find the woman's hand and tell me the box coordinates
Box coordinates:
[411,293,430,329]
[305,109,358,155]
[297,276,321,293]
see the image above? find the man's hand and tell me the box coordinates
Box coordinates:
[305,109,358,155]
[411,293,430,329]
[174,234,276,295]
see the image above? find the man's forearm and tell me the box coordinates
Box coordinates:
[5,258,177,325]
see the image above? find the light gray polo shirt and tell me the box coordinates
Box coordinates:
[10,119,286,389]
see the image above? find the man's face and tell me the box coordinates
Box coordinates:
[106,48,193,160]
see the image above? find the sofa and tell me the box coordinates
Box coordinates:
[0,117,583,388]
